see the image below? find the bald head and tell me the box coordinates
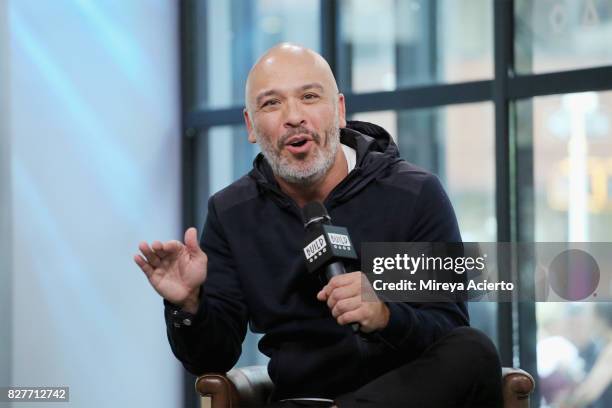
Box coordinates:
[241,43,347,189]
[245,43,339,113]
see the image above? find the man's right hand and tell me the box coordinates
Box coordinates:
[134,227,207,314]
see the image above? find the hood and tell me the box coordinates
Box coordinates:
[249,120,402,207]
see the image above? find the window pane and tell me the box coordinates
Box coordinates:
[353,103,496,241]
[535,303,612,407]
[515,0,612,74]
[339,0,493,93]
[194,124,261,223]
[524,92,612,242]
[353,103,497,345]
[517,91,612,407]
[198,0,320,110]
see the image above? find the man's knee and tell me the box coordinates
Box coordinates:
[435,327,501,373]
[447,327,499,358]
[435,327,503,405]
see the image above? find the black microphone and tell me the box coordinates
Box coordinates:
[301,202,360,333]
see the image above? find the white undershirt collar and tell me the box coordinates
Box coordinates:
[341,143,356,173]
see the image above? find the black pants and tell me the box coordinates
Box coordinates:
[268,327,503,408]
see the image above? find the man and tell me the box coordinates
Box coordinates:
[135,43,502,407]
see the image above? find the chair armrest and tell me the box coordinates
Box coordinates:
[195,366,272,408]
[502,367,536,408]
[195,373,238,408]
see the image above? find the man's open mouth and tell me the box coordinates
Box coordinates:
[284,136,314,155]
[289,139,308,147]
[284,135,313,149]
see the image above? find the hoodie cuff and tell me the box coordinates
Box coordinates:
[378,302,415,347]
[163,287,208,329]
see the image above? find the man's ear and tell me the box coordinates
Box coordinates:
[244,108,257,144]
[337,93,347,128]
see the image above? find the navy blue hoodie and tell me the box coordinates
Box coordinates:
[165,121,468,399]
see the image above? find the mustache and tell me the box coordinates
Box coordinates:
[277,127,321,149]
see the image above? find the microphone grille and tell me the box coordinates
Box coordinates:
[302,201,330,226]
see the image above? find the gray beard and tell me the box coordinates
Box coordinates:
[257,118,341,186]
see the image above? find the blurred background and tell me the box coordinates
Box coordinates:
[1,0,182,407]
[1,0,612,407]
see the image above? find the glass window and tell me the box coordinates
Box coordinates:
[520,92,612,242]
[353,103,498,345]
[353,103,496,241]
[339,0,493,93]
[517,91,612,407]
[198,0,320,110]
[535,303,612,407]
[194,124,260,224]
[207,125,259,196]
[515,0,612,74]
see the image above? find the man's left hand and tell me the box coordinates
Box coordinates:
[316,271,390,333]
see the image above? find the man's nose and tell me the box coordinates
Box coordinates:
[283,99,306,128]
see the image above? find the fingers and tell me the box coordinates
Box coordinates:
[162,240,182,254]
[184,227,200,253]
[317,272,362,304]
[138,242,161,267]
[331,296,360,318]
[138,238,182,266]
[340,303,389,333]
[316,288,328,301]
[335,304,375,329]
[326,285,356,309]
[151,241,168,258]
[134,254,154,278]
[328,272,361,289]
[315,271,388,332]
[336,309,362,327]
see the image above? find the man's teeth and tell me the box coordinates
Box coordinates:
[290,140,307,147]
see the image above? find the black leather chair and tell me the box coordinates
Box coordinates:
[195,365,535,408]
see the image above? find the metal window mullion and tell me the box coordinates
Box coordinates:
[509,66,612,99]
[184,80,495,129]
[511,0,539,402]
[320,0,338,76]
[493,0,515,369]
[180,1,204,407]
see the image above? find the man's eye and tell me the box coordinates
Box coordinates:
[303,93,319,100]
[262,100,279,108]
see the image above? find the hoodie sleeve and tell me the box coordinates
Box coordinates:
[164,197,248,375]
[378,173,469,353]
